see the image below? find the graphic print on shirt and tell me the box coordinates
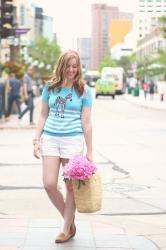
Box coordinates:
[54,93,72,118]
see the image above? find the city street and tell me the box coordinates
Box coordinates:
[0,94,166,249]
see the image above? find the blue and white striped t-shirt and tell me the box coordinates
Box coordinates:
[41,84,92,136]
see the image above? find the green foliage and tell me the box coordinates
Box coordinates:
[136,55,154,78]
[135,16,166,79]
[159,16,166,39]
[152,50,166,79]
[28,36,61,75]
[116,53,136,72]
[98,54,117,72]
[136,52,166,79]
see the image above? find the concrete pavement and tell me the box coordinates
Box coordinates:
[0,98,40,130]
[124,90,166,112]
[0,91,166,130]
[0,217,160,250]
[1,94,166,249]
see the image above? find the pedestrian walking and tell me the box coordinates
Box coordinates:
[18,66,35,124]
[33,50,93,243]
[0,75,7,121]
[143,81,149,100]
[6,73,21,118]
[149,79,155,100]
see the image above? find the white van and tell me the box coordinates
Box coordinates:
[101,67,125,94]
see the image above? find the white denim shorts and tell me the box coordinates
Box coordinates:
[40,133,84,159]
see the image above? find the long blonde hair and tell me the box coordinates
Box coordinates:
[49,50,85,96]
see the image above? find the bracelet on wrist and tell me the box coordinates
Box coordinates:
[33,138,40,145]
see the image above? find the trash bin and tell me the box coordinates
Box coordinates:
[128,85,132,94]
[135,85,140,96]
[131,88,135,96]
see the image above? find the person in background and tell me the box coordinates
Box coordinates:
[6,73,21,118]
[149,79,155,100]
[18,66,35,125]
[0,75,7,122]
[143,81,149,100]
[129,76,137,93]
[33,50,93,243]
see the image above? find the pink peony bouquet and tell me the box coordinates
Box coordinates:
[64,155,97,188]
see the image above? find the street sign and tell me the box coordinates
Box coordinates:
[15,28,30,35]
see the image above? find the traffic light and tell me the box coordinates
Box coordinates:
[0,0,15,38]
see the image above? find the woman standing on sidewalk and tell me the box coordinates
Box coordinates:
[33,50,93,243]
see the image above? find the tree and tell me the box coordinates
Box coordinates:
[98,53,117,72]
[27,36,61,76]
[150,16,166,79]
[116,53,136,73]
[159,16,166,39]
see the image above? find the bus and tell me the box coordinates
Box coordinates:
[101,67,125,94]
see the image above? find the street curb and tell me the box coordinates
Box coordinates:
[123,95,166,112]
[0,125,36,129]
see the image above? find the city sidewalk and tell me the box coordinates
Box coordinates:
[0,154,164,250]
[124,90,166,112]
[0,97,41,130]
[1,92,166,249]
[0,217,160,250]
[1,91,166,130]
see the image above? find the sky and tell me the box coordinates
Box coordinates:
[33,0,136,50]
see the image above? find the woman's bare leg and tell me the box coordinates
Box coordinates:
[42,156,65,217]
[61,158,76,235]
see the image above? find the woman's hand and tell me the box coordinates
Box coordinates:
[86,151,93,162]
[33,143,41,159]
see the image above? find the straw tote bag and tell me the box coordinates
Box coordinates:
[72,173,102,213]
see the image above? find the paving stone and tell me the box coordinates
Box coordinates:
[96,248,130,250]
[28,219,60,228]
[0,219,28,233]
[95,235,130,248]
[23,247,45,250]
[0,232,25,246]
[127,235,158,250]
[25,227,58,247]
[57,238,95,248]
[0,247,21,250]
[54,247,96,250]
[148,234,166,248]
[92,222,124,235]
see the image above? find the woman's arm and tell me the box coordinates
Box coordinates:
[81,106,93,162]
[33,101,49,158]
